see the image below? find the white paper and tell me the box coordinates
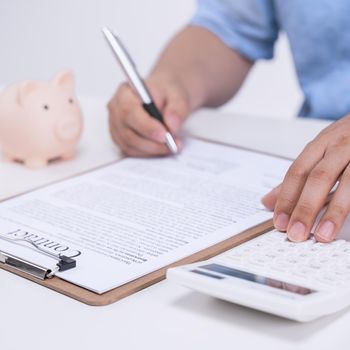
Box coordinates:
[0,138,291,293]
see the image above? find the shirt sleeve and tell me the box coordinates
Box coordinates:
[190,0,279,61]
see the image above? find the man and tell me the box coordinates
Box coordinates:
[108,0,350,244]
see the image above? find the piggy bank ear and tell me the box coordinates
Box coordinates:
[18,81,40,105]
[53,70,75,91]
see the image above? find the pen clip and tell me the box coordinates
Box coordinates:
[0,233,77,279]
[0,250,55,280]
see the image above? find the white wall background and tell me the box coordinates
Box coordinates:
[0,0,302,119]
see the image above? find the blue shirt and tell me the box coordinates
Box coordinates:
[191,0,350,120]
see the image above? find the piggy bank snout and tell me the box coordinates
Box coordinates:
[55,117,81,141]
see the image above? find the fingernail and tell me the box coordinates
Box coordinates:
[316,220,335,241]
[166,113,180,132]
[274,213,289,231]
[288,221,306,242]
[151,130,165,143]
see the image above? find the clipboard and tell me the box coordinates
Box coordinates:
[0,136,290,306]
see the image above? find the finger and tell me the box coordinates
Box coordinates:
[109,107,125,149]
[162,84,190,133]
[118,124,170,157]
[123,106,168,144]
[124,131,170,156]
[314,164,350,242]
[112,125,163,157]
[111,83,169,144]
[146,77,189,133]
[109,118,128,154]
[109,114,149,156]
[273,141,325,232]
[108,82,139,137]
[109,82,137,112]
[261,184,282,211]
[111,116,179,157]
[287,150,350,242]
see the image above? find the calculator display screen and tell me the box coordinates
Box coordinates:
[197,264,316,295]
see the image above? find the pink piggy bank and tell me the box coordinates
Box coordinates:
[0,71,83,168]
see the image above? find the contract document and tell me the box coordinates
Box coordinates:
[0,138,291,294]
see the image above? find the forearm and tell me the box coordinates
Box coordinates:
[150,26,253,110]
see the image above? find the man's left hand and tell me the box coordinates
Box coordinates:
[262,114,350,243]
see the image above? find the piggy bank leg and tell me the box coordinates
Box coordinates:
[24,158,48,169]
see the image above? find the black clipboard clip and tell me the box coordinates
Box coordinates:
[0,234,76,280]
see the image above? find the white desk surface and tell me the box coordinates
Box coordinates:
[1,98,347,350]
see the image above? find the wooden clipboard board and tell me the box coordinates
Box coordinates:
[0,136,290,306]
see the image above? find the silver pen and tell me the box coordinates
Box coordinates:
[102,27,178,154]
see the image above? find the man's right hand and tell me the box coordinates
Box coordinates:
[108,26,253,157]
[107,74,190,157]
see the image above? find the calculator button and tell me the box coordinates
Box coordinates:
[317,257,331,264]
[329,252,343,259]
[294,240,314,250]
[248,254,269,265]
[265,251,278,259]
[273,258,291,269]
[285,255,300,265]
[275,246,288,254]
[308,262,323,271]
[334,262,350,276]
[235,247,254,255]
[338,246,350,254]
[315,274,338,286]
[292,266,317,277]
[332,240,347,247]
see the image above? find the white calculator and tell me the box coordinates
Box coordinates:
[167,230,350,322]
